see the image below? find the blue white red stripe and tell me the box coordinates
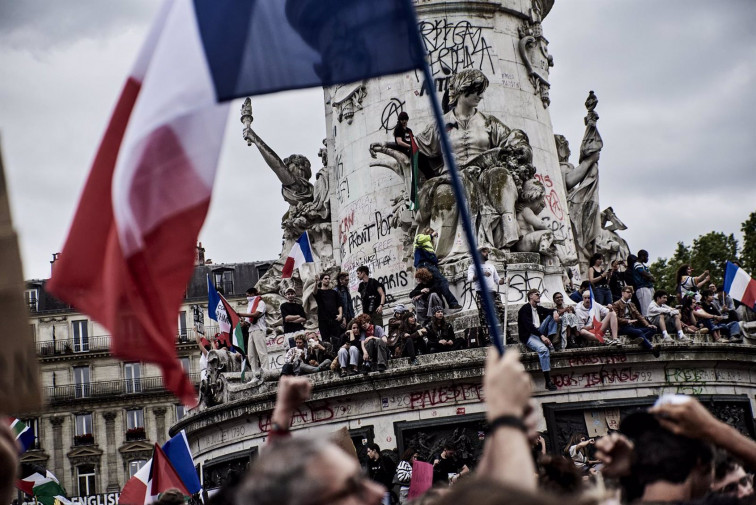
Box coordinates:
[724,261,756,310]
[282,232,314,279]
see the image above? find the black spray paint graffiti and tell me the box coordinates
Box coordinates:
[377,271,410,291]
[416,20,495,95]
[380,98,406,132]
[346,211,394,254]
[541,216,569,242]
[335,153,349,204]
[508,272,547,304]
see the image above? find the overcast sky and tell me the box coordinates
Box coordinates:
[1,0,754,280]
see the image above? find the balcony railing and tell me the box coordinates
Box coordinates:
[44,373,200,405]
[125,427,146,441]
[73,433,94,446]
[36,330,212,356]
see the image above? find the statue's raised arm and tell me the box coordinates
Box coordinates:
[241,98,313,206]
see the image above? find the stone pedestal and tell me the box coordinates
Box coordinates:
[325,0,573,308]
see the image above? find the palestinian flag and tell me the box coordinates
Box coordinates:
[17,469,70,505]
[408,131,419,211]
[9,417,35,454]
[219,295,248,381]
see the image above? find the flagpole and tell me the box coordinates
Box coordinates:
[416,62,506,355]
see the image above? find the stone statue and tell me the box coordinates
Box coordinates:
[513,179,563,259]
[241,99,332,321]
[556,91,632,275]
[372,70,536,264]
[200,348,241,407]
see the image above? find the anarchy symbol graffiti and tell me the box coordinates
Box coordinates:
[380,98,405,132]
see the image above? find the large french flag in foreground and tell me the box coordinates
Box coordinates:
[282,231,314,279]
[724,261,756,310]
[47,0,425,406]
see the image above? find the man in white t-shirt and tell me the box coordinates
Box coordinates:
[467,246,508,339]
[238,287,268,383]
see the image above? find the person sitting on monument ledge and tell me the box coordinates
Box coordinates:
[410,267,445,325]
[414,227,462,312]
[336,319,361,377]
[425,306,462,353]
[611,286,660,358]
[396,310,427,366]
[700,289,741,342]
[552,292,579,349]
[675,263,711,301]
[357,265,386,326]
[517,289,559,391]
[280,287,307,335]
[647,290,689,343]
[573,290,620,347]
[356,313,389,373]
[468,246,508,339]
[386,304,408,358]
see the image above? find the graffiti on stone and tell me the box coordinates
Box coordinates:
[381,383,483,411]
[380,98,406,132]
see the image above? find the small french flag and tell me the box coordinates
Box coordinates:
[282,232,314,279]
[587,286,605,343]
[724,261,756,310]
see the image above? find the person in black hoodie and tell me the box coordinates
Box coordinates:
[425,306,462,353]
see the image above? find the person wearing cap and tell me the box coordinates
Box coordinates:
[425,306,462,353]
[467,246,508,339]
[517,289,559,391]
[280,287,307,334]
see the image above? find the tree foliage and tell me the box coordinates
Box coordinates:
[741,211,756,274]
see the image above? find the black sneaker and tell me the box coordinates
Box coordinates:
[410,358,420,366]
[363,363,371,375]
[378,364,387,373]
[545,380,558,391]
[651,345,661,358]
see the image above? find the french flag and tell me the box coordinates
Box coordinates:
[46,0,425,406]
[282,232,314,279]
[724,261,756,310]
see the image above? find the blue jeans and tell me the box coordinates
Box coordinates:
[418,262,460,308]
[618,325,656,350]
[526,316,557,371]
[593,286,613,306]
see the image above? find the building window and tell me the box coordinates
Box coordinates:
[126,409,144,430]
[72,320,89,352]
[25,289,39,312]
[128,460,148,478]
[178,311,188,342]
[179,357,190,373]
[176,405,187,421]
[124,363,142,393]
[73,366,90,398]
[20,418,40,450]
[77,464,97,495]
[126,409,145,441]
[74,413,94,446]
[213,270,234,295]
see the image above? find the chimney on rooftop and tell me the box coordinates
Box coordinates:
[195,242,206,266]
[50,252,60,276]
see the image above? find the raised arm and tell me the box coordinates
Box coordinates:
[243,127,297,187]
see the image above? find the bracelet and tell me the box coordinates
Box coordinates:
[486,415,527,434]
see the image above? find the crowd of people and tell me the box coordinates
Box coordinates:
[207,345,756,505]
[197,234,750,394]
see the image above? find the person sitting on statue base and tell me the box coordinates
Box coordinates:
[611,286,660,358]
[552,292,579,349]
[467,246,508,340]
[336,319,361,377]
[410,267,445,325]
[574,290,620,347]
[356,313,389,374]
[425,306,463,353]
[396,311,427,366]
[517,289,559,391]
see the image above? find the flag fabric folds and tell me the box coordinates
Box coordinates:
[17,470,70,505]
[282,231,314,279]
[193,0,425,100]
[724,261,756,310]
[161,431,202,494]
[46,0,231,407]
[119,437,195,505]
[9,417,35,454]
[47,0,427,405]
[207,277,248,379]
[408,132,420,211]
